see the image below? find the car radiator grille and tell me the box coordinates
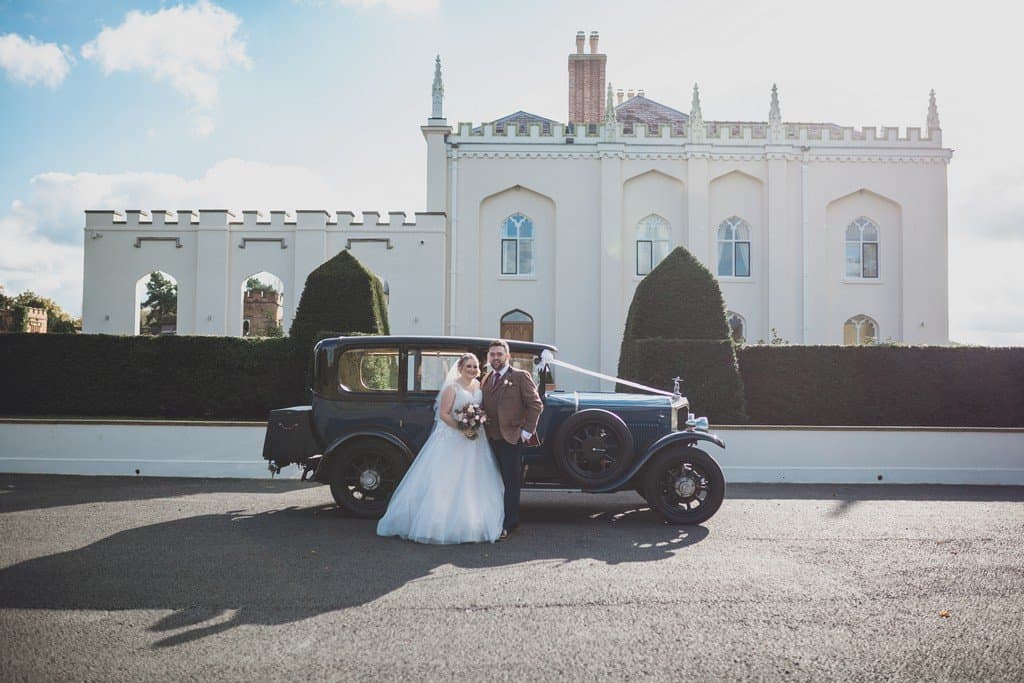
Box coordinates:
[630,423,668,453]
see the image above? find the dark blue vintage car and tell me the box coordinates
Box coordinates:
[263,335,726,524]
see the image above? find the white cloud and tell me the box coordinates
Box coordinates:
[193,114,215,136]
[81,0,249,108]
[335,0,439,15]
[0,160,342,315]
[0,33,72,87]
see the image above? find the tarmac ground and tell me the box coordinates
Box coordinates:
[1,474,1022,681]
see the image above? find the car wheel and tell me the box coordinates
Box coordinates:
[554,409,636,487]
[642,447,725,525]
[329,440,409,518]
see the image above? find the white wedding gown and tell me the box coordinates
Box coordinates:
[377,385,505,544]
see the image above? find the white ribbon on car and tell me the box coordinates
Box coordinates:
[535,349,679,398]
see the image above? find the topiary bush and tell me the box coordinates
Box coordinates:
[288,250,390,354]
[617,246,747,423]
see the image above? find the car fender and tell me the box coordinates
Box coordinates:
[585,430,725,493]
[316,430,415,481]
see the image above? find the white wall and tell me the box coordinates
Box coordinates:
[3,420,1021,485]
[82,211,447,338]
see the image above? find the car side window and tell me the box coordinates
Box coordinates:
[338,347,400,393]
[407,349,473,392]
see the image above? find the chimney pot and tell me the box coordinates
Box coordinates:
[627,89,635,100]
[589,31,599,54]
[616,89,624,105]
[638,89,645,98]
[575,31,585,54]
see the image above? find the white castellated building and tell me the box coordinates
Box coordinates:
[82,31,952,386]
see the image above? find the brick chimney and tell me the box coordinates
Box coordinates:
[568,30,606,124]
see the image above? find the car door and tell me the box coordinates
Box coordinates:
[402,346,474,453]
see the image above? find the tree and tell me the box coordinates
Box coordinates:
[289,251,390,352]
[140,272,178,335]
[245,276,279,296]
[5,288,81,334]
[617,246,747,423]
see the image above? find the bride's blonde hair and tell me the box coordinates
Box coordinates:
[456,352,478,370]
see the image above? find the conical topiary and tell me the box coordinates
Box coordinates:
[617,246,747,423]
[289,250,390,353]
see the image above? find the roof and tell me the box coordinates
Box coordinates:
[474,110,560,135]
[615,95,688,134]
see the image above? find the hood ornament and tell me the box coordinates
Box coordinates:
[672,376,682,397]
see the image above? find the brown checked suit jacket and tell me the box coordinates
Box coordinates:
[481,366,543,444]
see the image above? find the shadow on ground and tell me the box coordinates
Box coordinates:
[0,490,705,648]
[0,474,314,513]
[726,483,1024,502]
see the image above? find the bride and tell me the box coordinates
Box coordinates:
[377,352,505,544]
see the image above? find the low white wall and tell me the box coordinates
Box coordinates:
[0,420,1021,485]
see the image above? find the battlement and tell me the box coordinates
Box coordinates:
[448,120,945,148]
[84,209,448,232]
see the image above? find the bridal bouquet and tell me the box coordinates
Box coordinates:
[454,403,487,440]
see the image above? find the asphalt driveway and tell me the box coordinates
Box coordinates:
[1,475,1022,681]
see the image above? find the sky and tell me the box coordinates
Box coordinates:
[0,0,1022,345]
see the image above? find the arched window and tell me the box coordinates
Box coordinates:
[636,214,671,276]
[501,213,534,276]
[241,271,284,337]
[717,217,751,277]
[843,315,878,345]
[726,311,745,344]
[135,271,178,335]
[845,217,879,279]
[500,309,534,342]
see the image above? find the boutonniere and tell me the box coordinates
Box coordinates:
[502,378,513,387]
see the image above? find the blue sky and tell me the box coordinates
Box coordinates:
[1,0,1022,344]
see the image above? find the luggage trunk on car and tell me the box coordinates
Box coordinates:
[263,406,321,467]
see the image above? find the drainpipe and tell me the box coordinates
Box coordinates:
[448,147,459,334]
[801,146,810,343]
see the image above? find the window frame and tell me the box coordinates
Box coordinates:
[844,217,881,281]
[843,315,879,345]
[716,216,752,279]
[499,213,535,277]
[635,214,670,277]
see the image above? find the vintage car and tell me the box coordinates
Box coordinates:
[263,335,726,525]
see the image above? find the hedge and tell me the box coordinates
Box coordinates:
[0,334,306,420]
[2,334,1022,426]
[736,345,1024,427]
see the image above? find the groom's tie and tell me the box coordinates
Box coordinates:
[490,371,499,390]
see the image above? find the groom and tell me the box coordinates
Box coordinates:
[482,339,543,540]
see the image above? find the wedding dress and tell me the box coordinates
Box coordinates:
[376,383,505,544]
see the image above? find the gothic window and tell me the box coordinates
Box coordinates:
[636,214,671,276]
[726,311,746,344]
[500,309,534,342]
[843,314,878,345]
[717,217,751,277]
[845,217,879,279]
[501,213,534,276]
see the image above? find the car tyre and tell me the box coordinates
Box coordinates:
[642,446,725,525]
[329,440,409,518]
[554,409,636,488]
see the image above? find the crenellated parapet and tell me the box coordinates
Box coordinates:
[84,209,447,233]
[448,119,946,148]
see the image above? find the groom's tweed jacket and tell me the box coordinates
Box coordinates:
[481,366,543,444]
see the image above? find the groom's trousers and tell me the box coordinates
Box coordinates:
[490,438,522,529]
